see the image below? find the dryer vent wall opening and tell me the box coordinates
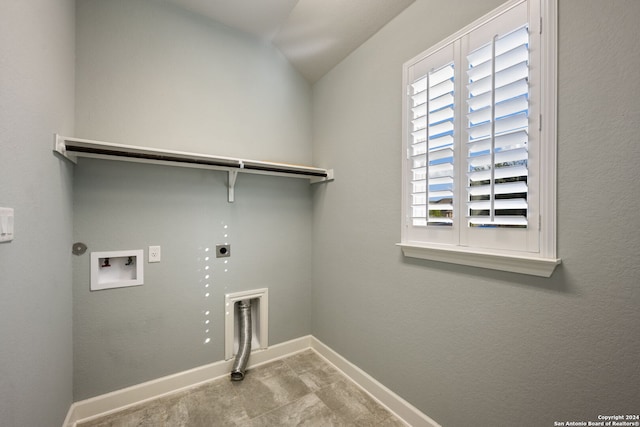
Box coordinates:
[224,289,269,361]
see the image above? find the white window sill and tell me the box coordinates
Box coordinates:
[397,243,561,277]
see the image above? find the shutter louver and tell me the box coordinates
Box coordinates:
[409,62,455,227]
[466,26,529,228]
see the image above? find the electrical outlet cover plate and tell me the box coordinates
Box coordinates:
[149,246,161,263]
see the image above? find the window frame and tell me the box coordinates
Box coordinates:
[399,0,560,277]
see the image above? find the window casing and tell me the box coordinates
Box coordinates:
[400,0,559,277]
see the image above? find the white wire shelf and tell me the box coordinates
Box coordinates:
[54,134,333,202]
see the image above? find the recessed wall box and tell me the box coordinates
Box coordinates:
[91,250,143,291]
[224,288,268,360]
[0,207,14,243]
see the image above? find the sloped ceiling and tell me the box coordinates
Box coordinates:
[165,0,415,83]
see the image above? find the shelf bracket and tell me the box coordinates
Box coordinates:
[310,169,334,184]
[53,134,77,164]
[228,170,239,203]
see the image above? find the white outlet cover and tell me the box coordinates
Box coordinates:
[149,245,161,263]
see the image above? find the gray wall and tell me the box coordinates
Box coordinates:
[3,0,638,424]
[0,0,75,426]
[311,1,640,426]
[75,0,311,164]
[73,0,313,400]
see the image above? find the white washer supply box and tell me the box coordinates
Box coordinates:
[0,208,14,242]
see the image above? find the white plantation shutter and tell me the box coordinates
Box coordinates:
[466,26,530,228]
[401,0,558,276]
[409,63,455,227]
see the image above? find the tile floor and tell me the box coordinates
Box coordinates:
[77,349,406,426]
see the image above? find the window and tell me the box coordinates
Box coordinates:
[400,0,560,277]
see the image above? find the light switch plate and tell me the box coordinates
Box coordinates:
[0,207,14,243]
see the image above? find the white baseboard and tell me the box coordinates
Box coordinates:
[64,335,438,427]
[64,336,311,426]
[310,337,440,427]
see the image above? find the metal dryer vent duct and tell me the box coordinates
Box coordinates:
[230,300,251,381]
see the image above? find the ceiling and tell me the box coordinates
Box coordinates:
[165,0,415,83]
